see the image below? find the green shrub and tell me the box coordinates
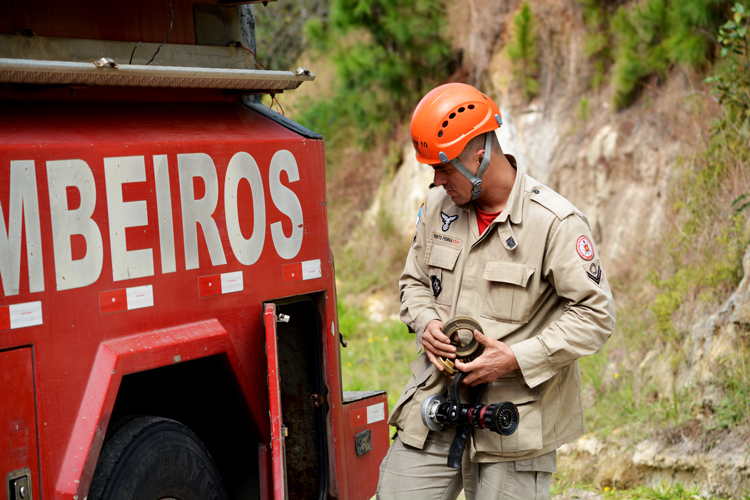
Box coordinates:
[579,0,616,91]
[705,2,750,130]
[297,0,454,146]
[506,2,540,100]
[609,0,741,109]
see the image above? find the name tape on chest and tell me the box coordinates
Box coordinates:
[431,232,463,247]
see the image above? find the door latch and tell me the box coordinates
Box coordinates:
[7,468,32,500]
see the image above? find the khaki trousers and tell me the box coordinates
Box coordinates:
[377,431,556,500]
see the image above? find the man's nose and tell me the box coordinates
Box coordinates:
[433,171,446,185]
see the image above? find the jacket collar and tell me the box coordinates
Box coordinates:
[495,154,524,225]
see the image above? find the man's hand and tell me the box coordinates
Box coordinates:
[454,329,520,385]
[422,319,456,371]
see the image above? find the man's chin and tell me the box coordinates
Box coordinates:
[450,195,472,209]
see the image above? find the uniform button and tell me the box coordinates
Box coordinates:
[533,189,540,194]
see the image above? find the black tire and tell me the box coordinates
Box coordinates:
[88,416,229,500]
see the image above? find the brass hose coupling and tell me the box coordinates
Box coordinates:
[436,316,484,375]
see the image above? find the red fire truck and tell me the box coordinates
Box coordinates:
[0,2,389,499]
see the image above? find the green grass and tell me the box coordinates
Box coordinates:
[337,300,418,435]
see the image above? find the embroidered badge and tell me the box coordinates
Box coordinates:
[430,275,442,297]
[586,262,602,285]
[440,212,458,232]
[576,235,595,261]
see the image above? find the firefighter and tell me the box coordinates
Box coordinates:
[377,83,616,500]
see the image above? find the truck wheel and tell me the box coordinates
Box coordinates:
[89,416,228,500]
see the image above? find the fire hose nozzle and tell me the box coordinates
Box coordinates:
[421,394,519,436]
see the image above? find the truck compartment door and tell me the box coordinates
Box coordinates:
[342,391,389,500]
[264,303,288,500]
[1,347,40,500]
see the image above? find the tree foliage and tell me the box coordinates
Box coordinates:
[579,0,620,91]
[254,1,329,71]
[506,2,540,100]
[297,0,455,145]
[706,2,750,130]
[581,0,743,109]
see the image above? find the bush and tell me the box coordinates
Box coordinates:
[506,2,540,100]
[604,0,740,109]
[297,0,455,146]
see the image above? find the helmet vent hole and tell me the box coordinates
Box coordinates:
[449,112,456,119]
[458,107,465,113]
[468,104,475,110]
[438,130,444,138]
[442,121,449,128]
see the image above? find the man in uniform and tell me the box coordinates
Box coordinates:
[377,83,616,499]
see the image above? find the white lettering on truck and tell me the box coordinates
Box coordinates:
[0,161,44,295]
[270,150,304,259]
[47,159,104,291]
[0,150,305,297]
[105,156,154,281]
[225,152,266,266]
[178,153,228,270]
[153,154,177,274]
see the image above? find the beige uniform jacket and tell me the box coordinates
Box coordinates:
[389,156,615,462]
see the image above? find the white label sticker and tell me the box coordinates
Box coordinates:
[127,285,154,310]
[367,402,385,424]
[221,271,244,294]
[10,301,43,329]
[302,259,322,280]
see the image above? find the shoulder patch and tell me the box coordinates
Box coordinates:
[576,235,595,261]
[415,198,425,230]
[529,184,577,220]
[584,260,602,286]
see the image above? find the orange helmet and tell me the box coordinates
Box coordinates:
[410,83,502,165]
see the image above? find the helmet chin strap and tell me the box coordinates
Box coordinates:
[439,132,493,202]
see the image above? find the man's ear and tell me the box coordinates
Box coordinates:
[475,149,485,167]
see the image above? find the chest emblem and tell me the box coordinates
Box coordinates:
[576,235,595,261]
[430,275,442,297]
[440,212,458,231]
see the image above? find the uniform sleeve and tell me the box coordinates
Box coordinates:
[510,213,615,388]
[399,196,441,350]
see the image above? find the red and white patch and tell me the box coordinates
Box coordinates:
[100,285,154,314]
[576,235,595,261]
[198,271,244,297]
[283,259,322,283]
[0,301,43,330]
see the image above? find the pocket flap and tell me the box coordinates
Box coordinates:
[484,377,541,405]
[426,242,462,270]
[483,261,535,287]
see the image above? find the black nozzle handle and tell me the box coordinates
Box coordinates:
[447,424,470,469]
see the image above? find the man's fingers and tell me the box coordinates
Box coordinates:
[454,358,472,371]
[428,330,452,345]
[425,339,455,358]
[473,329,492,345]
[426,350,444,372]
[424,333,455,357]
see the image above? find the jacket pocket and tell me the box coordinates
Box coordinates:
[425,242,462,306]
[481,260,535,323]
[389,355,437,428]
[474,378,543,454]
